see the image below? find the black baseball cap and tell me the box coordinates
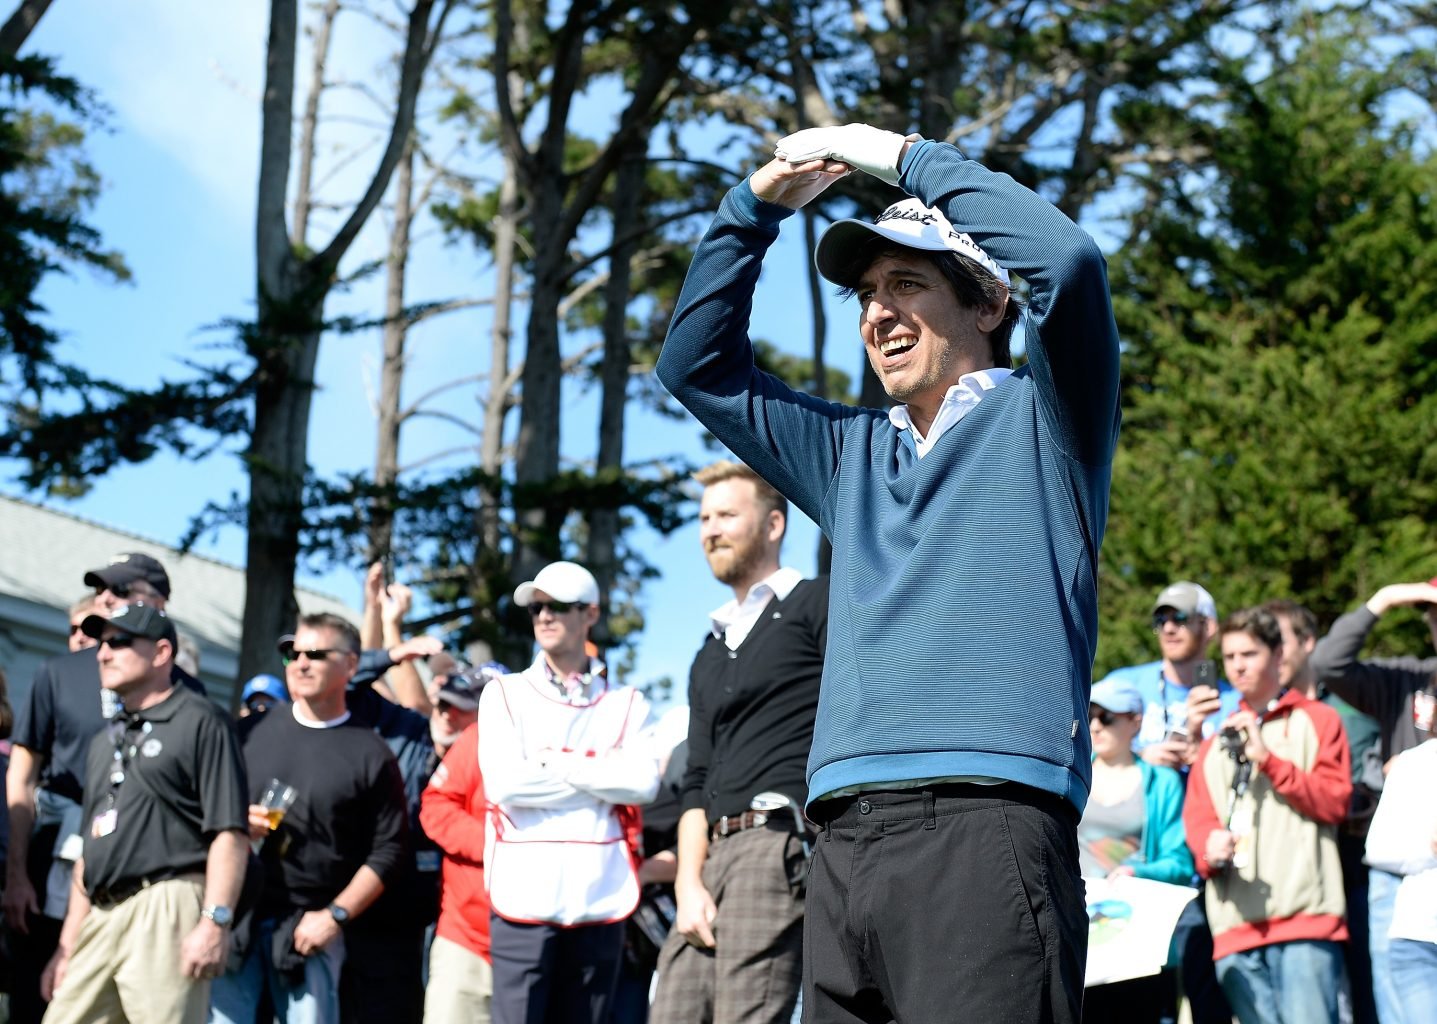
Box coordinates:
[83,552,172,599]
[436,662,509,712]
[80,602,178,645]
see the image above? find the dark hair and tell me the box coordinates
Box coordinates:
[296,613,361,655]
[836,239,1022,368]
[1261,599,1317,641]
[1219,607,1283,651]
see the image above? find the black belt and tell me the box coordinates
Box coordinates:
[89,871,190,910]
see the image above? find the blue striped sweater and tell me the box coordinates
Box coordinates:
[656,142,1121,812]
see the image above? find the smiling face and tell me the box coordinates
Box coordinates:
[856,252,1004,430]
[1154,608,1212,665]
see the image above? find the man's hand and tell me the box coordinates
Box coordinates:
[637,850,677,886]
[292,909,342,957]
[364,562,385,605]
[674,877,718,949]
[390,635,443,664]
[246,804,271,842]
[776,124,910,186]
[179,917,231,980]
[1367,581,1437,616]
[1185,684,1222,738]
[40,947,68,1002]
[3,873,38,933]
[1225,711,1270,767]
[1140,740,1187,769]
[749,157,851,211]
[1205,829,1236,867]
[381,582,413,627]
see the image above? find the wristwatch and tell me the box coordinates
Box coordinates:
[328,903,351,926]
[201,905,234,927]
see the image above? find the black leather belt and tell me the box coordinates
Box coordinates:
[89,871,188,910]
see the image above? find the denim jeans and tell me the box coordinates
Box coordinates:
[1369,868,1405,1024]
[1215,939,1343,1024]
[208,916,346,1024]
[1389,939,1437,1024]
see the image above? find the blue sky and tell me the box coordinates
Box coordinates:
[13,3,835,701]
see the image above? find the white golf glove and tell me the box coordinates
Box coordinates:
[775,123,909,186]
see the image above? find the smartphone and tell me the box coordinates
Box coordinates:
[1193,659,1217,691]
[1164,725,1191,744]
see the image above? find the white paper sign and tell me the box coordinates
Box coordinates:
[1084,874,1199,987]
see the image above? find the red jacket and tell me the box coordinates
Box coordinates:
[1183,688,1351,960]
[419,723,491,960]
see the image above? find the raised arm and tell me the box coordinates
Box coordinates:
[655,158,866,530]
[900,141,1120,467]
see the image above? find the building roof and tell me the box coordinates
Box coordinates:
[0,494,357,706]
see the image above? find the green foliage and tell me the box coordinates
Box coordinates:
[1096,10,1437,675]
[0,54,127,403]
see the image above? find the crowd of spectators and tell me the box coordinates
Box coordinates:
[0,543,1433,1024]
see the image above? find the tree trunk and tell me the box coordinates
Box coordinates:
[586,151,645,631]
[369,135,415,564]
[239,0,443,684]
[0,0,53,57]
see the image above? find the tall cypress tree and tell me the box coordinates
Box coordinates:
[1096,10,1437,673]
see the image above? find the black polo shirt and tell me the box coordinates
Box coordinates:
[14,648,209,804]
[680,575,828,822]
[79,685,249,898]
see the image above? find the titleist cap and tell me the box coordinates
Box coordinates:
[815,198,1011,289]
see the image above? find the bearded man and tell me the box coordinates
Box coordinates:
[649,460,827,1024]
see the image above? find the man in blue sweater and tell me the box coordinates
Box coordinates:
[655,124,1121,1022]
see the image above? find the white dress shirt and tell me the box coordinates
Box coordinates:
[889,367,1015,457]
[708,566,805,650]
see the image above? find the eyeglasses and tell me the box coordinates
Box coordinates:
[1089,707,1123,726]
[98,633,140,650]
[527,600,581,616]
[279,643,341,665]
[1152,610,1194,629]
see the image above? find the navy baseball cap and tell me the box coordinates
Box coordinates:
[80,602,178,645]
[84,552,171,599]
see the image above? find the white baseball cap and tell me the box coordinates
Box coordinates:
[815,198,1011,289]
[513,561,600,607]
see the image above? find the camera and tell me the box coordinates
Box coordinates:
[1219,725,1247,763]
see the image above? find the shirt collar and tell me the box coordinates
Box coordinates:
[709,566,804,638]
[888,367,1014,436]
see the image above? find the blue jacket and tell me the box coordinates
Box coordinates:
[1126,759,1195,885]
[657,142,1121,812]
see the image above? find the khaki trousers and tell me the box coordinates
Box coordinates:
[424,934,493,1024]
[43,877,208,1024]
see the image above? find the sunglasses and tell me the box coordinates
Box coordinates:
[528,600,581,616]
[279,644,341,665]
[1152,610,1194,629]
[98,633,141,650]
[69,623,87,636]
[100,580,157,600]
[1089,707,1129,727]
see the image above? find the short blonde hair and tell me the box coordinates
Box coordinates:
[693,460,788,523]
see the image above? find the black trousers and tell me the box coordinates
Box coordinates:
[803,782,1087,1024]
[489,914,624,1024]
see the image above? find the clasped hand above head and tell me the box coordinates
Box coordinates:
[752,122,915,209]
